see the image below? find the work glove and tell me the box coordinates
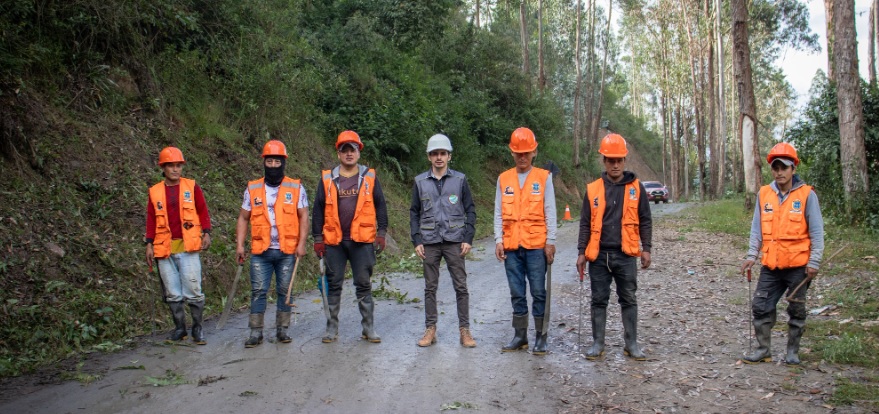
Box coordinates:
[374,236,386,254]
[313,242,325,258]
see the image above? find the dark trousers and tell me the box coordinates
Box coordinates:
[325,240,376,300]
[422,242,470,328]
[752,266,809,326]
[587,250,639,311]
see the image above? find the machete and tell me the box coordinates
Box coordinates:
[318,257,330,319]
[542,263,552,344]
[216,260,244,330]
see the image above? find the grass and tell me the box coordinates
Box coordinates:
[830,375,879,407]
[144,370,188,387]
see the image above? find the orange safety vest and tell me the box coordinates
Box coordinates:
[248,177,303,255]
[149,178,202,259]
[499,167,550,250]
[584,178,642,261]
[758,184,812,269]
[321,168,377,245]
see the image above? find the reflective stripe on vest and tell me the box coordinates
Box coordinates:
[584,179,642,261]
[758,184,812,269]
[415,170,467,244]
[321,168,377,245]
[149,178,201,259]
[248,177,302,255]
[499,167,549,250]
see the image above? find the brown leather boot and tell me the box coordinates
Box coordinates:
[417,326,437,347]
[459,327,476,348]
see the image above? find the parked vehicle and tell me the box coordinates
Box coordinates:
[643,181,670,204]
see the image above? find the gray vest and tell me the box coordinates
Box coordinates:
[415,170,467,244]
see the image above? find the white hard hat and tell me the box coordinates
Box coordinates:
[426,134,453,153]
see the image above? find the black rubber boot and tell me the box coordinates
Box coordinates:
[785,319,805,365]
[743,317,773,363]
[322,296,340,343]
[359,296,381,343]
[585,307,607,360]
[502,314,529,352]
[622,306,646,361]
[189,301,206,345]
[167,302,188,341]
[244,313,264,348]
[533,316,548,355]
[276,311,292,343]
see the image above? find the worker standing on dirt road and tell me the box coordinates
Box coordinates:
[410,134,477,348]
[312,130,389,344]
[740,142,824,365]
[575,133,653,361]
[235,140,309,348]
[145,146,212,345]
[494,127,557,355]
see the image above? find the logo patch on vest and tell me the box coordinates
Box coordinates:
[531,182,541,194]
[183,191,192,203]
[254,197,263,207]
[790,199,802,214]
[284,192,294,204]
[448,194,459,204]
[504,186,514,196]
[156,201,164,211]
[763,203,774,214]
[593,197,599,208]
[629,188,637,200]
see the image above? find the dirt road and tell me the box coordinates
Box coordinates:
[0,203,852,413]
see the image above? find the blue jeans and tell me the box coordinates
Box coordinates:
[588,250,638,310]
[157,252,204,303]
[503,248,546,317]
[250,248,297,314]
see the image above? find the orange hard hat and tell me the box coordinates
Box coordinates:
[509,127,538,153]
[767,142,799,166]
[158,147,185,165]
[598,133,629,158]
[262,140,288,158]
[335,130,364,150]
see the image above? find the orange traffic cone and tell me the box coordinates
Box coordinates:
[563,204,572,221]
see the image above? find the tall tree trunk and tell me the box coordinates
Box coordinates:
[825,0,836,82]
[476,0,481,28]
[716,0,728,197]
[519,0,531,96]
[834,0,870,204]
[538,0,546,93]
[707,0,719,199]
[869,0,877,86]
[683,110,692,201]
[681,1,706,200]
[674,102,682,201]
[574,0,584,166]
[586,0,596,147]
[590,0,613,144]
[731,0,760,208]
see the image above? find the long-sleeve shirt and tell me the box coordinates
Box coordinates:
[312,164,388,243]
[576,171,652,254]
[746,176,824,269]
[145,182,211,242]
[493,168,558,245]
[409,169,477,246]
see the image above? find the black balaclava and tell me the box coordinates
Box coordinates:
[264,156,286,187]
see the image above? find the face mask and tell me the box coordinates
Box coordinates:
[264,157,286,186]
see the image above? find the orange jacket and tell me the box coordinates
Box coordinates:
[321,169,377,245]
[149,178,202,259]
[248,177,303,254]
[499,167,550,250]
[758,184,812,269]
[584,178,642,261]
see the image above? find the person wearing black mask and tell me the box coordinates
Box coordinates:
[236,140,309,347]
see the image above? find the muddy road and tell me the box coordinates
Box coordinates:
[0,202,852,413]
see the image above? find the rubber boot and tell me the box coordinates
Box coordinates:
[501,314,529,352]
[785,319,805,365]
[276,311,292,343]
[359,296,381,343]
[622,306,647,361]
[533,317,548,355]
[167,302,188,341]
[322,296,340,343]
[189,301,206,345]
[743,317,773,363]
[585,307,607,360]
[244,313,264,348]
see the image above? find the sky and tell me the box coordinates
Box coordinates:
[777,0,875,109]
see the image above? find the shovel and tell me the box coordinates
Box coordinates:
[284,256,301,307]
[317,257,330,319]
[216,259,244,330]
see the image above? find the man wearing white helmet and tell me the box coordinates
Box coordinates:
[410,134,477,348]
